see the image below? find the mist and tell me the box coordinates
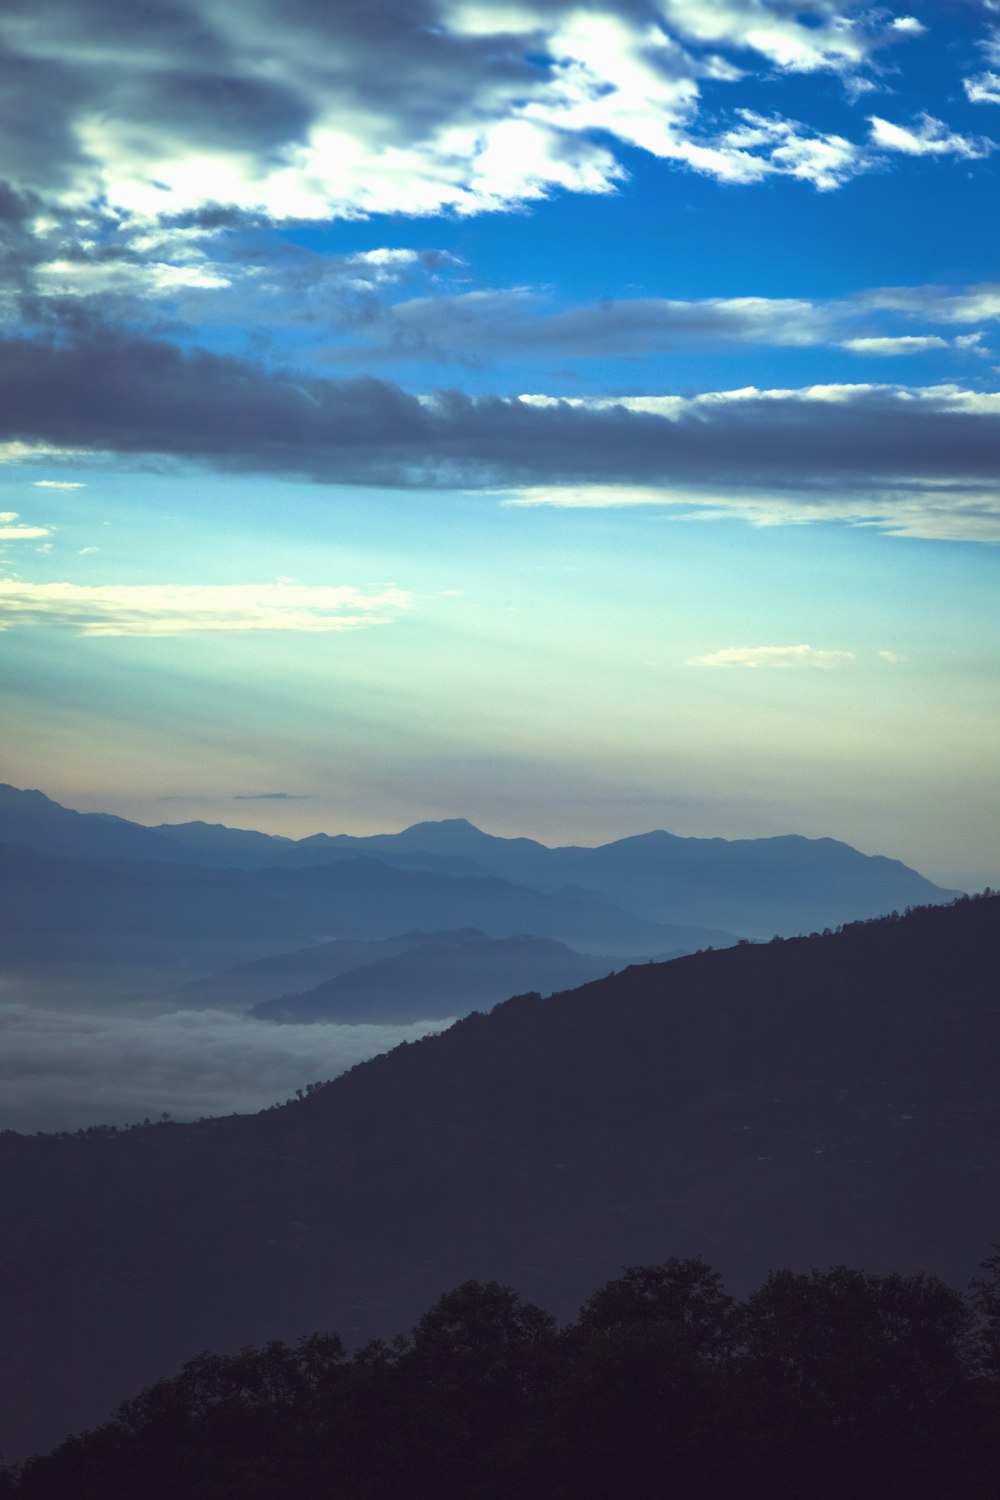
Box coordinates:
[0,1001,453,1133]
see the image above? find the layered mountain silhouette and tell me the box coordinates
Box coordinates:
[0,786,961,991]
[259,818,960,934]
[0,783,191,866]
[249,930,659,1024]
[0,838,714,994]
[2,894,996,1459]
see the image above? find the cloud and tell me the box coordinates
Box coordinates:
[965,71,1000,105]
[232,792,310,801]
[0,0,925,248]
[32,479,86,490]
[0,999,451,1133]
[868,113,993,159]
[877,649,906,664]
[3,328,1000,541]
[301,279,1000,367]
[688,644,855,669]
[0,580,413,636]
[331,289,831,364]
[0,512,51,540]
[860,284,1000,324]
[712,110,862,192]
[842,335,950,355]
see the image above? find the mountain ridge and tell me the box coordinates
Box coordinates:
[0,784,962,942]
[1,893,996,1459]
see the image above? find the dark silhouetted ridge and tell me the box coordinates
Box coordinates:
[0,894,996,1458]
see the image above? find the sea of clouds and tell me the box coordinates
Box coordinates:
[0,1002,452,1133]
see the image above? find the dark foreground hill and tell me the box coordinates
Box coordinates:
[1,894,997,1458]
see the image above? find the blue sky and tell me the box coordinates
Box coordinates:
[0,0,998,888]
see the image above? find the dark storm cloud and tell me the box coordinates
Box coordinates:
[2,327,999,504]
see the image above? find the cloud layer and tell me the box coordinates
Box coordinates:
[0,999,451,1133]
[688,644,855,668]
[0,0,922,236]
[0,580,412,636]
[0,511,50,541]
[3,327,1000,540]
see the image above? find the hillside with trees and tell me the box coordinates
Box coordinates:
[6,1253,1000,1497]
[0,894,996,1459]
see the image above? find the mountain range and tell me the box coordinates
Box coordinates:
[0,784,962,1008]
[2,893,996,1459]
[247,930,661,1025]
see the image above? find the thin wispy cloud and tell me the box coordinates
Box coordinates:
[842,336,951,356]
[868,113,994,159]
[0,581,413,636]
[0,512,51,540]
[688,645,855,669]
[232,792,310,801]
[964,71,1000,106]
[32,480,87,491]
[323,282,1000,366]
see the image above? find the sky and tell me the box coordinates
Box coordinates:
[0,0,998,890]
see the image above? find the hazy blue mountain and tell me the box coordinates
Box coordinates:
[250,931,652,1023]
[240,858,723,955]
[0,843,323,990]
[1,894,995,1459]
[267,820,961,935]
[0,784,960,938]
[148,820,295,866]
[167,931,472,1009]
[0,843,715,996]
[0,784,188,865]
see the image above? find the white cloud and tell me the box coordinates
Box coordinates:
[77,546,99,555]
[0,0,924,242]
[860,285,1000,324]
[35,258,232,297]
[877,649,907,664]
[0,441,92,465]
[506,478,1000,545]
[869,113,993,159]
[0,1000,451,1133]
[965,70,1000,105]
[0,513,51,540]
[688,644,855,669]
[717,111,862,191]
[32,480,87,490]
[0,580,413,636]
[655,0,878,73]
[842,335,950,355]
